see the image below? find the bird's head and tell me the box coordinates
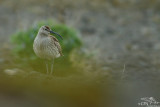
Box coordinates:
[38,26,63,40]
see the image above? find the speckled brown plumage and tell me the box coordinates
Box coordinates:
[33,25,63,74]
[49,35,63,56]
[33,34,63,60]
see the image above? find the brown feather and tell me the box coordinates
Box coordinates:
[45,26,50,30]
[49,35,63,56]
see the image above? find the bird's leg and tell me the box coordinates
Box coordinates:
[50,60,54,75]
[45,60,49,74]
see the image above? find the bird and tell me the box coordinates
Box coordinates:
[33,25,63,75]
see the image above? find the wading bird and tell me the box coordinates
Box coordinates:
[33,26,63,74]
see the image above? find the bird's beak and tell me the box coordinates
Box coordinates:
[50,30,63,40]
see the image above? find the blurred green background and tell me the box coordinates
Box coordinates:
[1,0,160,107]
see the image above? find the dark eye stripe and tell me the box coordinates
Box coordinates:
[44,28,49,31]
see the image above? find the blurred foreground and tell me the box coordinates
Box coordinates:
[1,0,160,107]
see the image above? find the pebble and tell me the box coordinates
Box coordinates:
[4,68,24,76]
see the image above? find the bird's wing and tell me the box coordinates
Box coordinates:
[49,35,63,56]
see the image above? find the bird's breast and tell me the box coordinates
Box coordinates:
[33,36,60,59]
